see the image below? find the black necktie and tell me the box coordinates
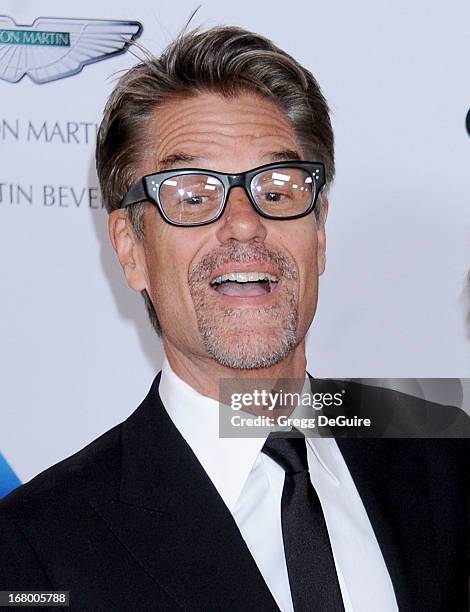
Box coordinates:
[262,433,345,612]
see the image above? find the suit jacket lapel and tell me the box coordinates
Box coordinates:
[91,373,279,611]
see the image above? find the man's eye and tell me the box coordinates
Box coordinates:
[183,194,207,206]
[264,192,287,202]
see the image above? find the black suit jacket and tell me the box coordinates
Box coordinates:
[1,373,469,611]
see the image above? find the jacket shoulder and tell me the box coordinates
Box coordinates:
[0,422,122,519]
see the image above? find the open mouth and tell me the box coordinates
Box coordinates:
[210,272,279,297]
[210,271,279,297]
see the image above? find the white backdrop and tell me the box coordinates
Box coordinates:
[1,0,469,485]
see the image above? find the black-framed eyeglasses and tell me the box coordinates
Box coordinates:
[117,161,325,227]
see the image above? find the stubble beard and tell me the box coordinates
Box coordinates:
[189,241,299,370]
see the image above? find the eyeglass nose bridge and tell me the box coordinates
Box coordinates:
[222,172,257,211]
[226,173,246,187]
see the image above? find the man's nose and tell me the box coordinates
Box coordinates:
[215,186,267,243]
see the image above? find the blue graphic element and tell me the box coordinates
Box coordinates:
[0,452,21,499]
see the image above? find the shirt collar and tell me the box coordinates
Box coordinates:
[158,359,339,511]
[158,359,266,512]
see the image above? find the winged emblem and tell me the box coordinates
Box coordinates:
[0,16,142,84]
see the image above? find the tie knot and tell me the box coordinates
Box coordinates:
[261,432,309,474]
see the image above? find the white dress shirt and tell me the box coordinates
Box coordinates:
[158,359,398,612]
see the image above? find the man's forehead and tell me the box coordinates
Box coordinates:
[144,91,303,173]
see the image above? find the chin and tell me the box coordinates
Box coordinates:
[201,319,298,370]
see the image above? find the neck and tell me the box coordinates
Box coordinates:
[163,339,308,402]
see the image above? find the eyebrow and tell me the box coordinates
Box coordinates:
[264,149,302,163]
[157,149,302,172]
[158,153,199,170]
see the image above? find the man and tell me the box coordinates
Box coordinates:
[0,26,468,611]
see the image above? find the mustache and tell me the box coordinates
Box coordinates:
[189,240,298,283]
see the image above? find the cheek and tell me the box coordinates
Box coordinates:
[288,224,320,313]
[277,220,319,278]
[141,224,183,299]
[149,247,188,299]
[145,227,207,317]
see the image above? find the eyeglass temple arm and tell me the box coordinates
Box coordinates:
[118,181,147,209]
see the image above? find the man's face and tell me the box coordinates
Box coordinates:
[113,91,327,369]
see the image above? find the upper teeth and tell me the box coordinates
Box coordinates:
[211,272,279,284]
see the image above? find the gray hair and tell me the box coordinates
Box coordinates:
[96,25,335,334]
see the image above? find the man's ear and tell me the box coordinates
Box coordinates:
[316,196,328,276]
[108,210,147,291]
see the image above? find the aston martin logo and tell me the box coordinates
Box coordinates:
[0,16,142,84]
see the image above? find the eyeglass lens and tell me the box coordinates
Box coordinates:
[158,168,315,224]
